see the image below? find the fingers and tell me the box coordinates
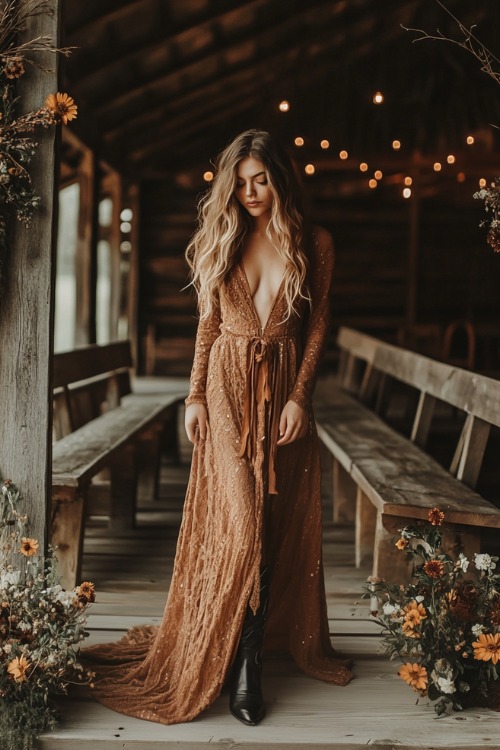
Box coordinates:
[277,416,306,445]
[184,408,208,443]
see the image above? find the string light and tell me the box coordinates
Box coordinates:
[479,178,487,187]
[447,154,456,164]
[403,188,412,199]
[320,139,330,149]
[457,172,466,183]
[294,136,304,146]
[120,208,133,222]
[305,164,315,175]
[203,171,214,182]
[374,170,383,180]
[120,222,131,233]
[392,140,401,150]
[359,163,368,172]
[466,135,475,145]
[278,100,290,112]
[368,178,377,189]
[339,150,348,159]
[373,91,384,104]
[433,162,442,172]
[404,176,412,186]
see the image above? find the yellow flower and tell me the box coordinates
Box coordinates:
[399,662,428,692]
[428,507,445,526]
[45,92,78,124]
[19,537,39,556]
[423,559,444,578]
[402,621,421,638]
[472,633,500,665]
[404,601,427,620]
[395,538,408,550]
[7,655,30,682]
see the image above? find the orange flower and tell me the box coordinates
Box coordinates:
[404,601,427,620]
[395,538,408,550]
[19,537,39,556]
[76,581,96,603]
[399,662,428,692]
[472,633,500,665]
[3,56,25,79]
[7,655,30,682]
[45,92,78,124]
[402,621,421,638]
[423,559,444,578]
[428,507,445,526]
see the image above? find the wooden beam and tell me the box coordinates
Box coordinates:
[0,1,60,552]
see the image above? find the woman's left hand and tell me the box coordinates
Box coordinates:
[277,400,308,445]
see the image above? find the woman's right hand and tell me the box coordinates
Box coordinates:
[184,403,208,443]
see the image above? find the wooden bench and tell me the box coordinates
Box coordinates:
[51,341,186,588]
[315,326,500,583]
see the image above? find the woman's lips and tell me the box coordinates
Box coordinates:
[246,202,260,207]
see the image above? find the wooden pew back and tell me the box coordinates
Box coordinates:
[336,326,500,489]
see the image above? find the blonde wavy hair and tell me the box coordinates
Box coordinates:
[185,129,311,320]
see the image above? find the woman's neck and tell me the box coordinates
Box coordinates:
[250,213,272,235]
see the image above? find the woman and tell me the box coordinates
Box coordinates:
[85,130,353,727]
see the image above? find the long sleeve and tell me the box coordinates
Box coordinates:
[185,297,222,407]
[288,227,335,410]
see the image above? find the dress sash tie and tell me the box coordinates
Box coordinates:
[238,337,283,495]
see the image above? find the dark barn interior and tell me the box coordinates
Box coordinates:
[61,0,500,378]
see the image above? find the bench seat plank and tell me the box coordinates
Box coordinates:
[52,396,179,489]
[315,387,500,528]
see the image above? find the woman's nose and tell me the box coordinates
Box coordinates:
[246,182,256,196]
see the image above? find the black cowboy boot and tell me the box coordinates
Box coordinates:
[230,566,271,725]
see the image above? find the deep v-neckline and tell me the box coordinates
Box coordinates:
[237,263,286,334]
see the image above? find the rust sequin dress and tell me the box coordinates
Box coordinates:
[84,226,353,724]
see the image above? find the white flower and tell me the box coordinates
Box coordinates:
[457,553,469,572]
[415,595,424,603]
[471,623,484,636]
[55,590,76,607]
[409,537,433,555]
[0,570,20,587]
[18,621,31,631]
[474,553,496,571]
[436,675,456,694]
[3,643,12,654]
[382,601,401,615]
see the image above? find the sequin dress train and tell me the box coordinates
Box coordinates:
[83,226,353,725]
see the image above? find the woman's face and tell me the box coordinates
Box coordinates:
[234,156,273,218]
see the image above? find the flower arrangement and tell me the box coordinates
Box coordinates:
[474,179,500,253]
[364,508,500,716]
[1,477,95,750]
[0,0,77,273]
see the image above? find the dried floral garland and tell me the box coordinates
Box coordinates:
[0,0,77,275]
[474,179,500,253]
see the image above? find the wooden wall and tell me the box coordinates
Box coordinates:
[138,172,500,377]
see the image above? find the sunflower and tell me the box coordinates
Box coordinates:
[19,537,39,556]
[395,538,408,550]
[7,655,30,682]
[3,56,25,79]
[399,662,428,692]
[423,559,444,578]
[45,92,78,124]
[428,507,445,526]
[472,633,500,665]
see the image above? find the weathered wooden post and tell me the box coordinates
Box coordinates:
[0,0,60,552]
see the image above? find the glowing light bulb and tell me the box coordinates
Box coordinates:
[457,172,466,183]
[305,164,315,175]
[447,154,456,164]
[479,178,487,187]
[359,163,368,172]
[392,140,401,150]
[279,100,290,112]
[373,91,384,104]
[203,171,214,182]
[294,136,304,146]
[403,188,412,199]
[368,179,377,189]
[339,150,348,160]
[120,222,132,233]
[320,139,330,149]
[404,176,412,186]
[374,170,383,180]
[466,135,474,145]
[120,208,133,222]
[433,162,442,172]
